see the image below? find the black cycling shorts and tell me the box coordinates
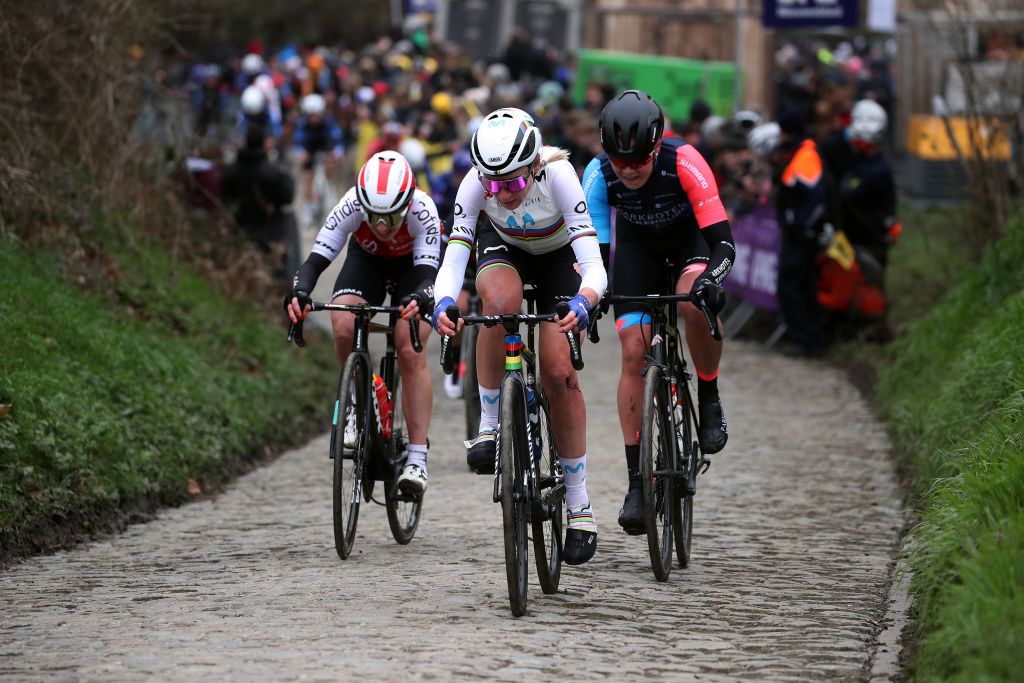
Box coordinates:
[611,222,710,321]
[474,220,580,314]
[332,237,420,305]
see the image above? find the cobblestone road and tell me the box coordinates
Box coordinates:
[0,335,902,681]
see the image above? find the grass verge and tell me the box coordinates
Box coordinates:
[0,238,336,564]
[873,209,1024,679]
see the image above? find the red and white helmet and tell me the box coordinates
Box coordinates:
[356,152,416,217]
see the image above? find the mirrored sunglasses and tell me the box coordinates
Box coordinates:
[479,170,531,194]
[366,210,405,229]
[609,152,655,171]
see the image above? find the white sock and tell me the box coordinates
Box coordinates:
[406,444,428,471]
[559,454,589,509]
[478,386,500,433]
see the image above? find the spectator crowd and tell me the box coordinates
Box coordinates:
[165,25,899,356]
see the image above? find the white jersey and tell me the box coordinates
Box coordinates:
[310,186,440,268]
[434,147,607,304]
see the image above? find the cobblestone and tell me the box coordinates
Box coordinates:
[0,336,902,681]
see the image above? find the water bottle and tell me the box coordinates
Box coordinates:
[525,382,541,464]
[371,373,393,439]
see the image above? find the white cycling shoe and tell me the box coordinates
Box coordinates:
[397,463,428,494]
[443,372,463,399]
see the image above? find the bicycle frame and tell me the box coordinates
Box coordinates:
[289,298,423,486]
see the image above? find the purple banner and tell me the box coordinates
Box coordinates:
[763,0,859,28]
[723,206,780,312]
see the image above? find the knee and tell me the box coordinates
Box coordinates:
[541,361,580,399]
[481,293,520,315]
[398,343,426,371]
[680,302,706,329]
[618,332,647,376]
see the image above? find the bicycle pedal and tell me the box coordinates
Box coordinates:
[698,458,711,475]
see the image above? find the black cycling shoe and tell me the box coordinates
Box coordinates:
[564,504,598,566]
[465,429,496,474]
[617,474,646,535]
[698,398,728,454]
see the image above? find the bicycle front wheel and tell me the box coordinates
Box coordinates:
[674,381,699,568]
[386,370,422,545]
[499,377,530,617]
[532,397,563,594]
[332,353,371,560]
[640,365,675,582]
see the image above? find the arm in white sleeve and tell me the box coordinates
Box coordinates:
[569,233,608,300]
[548,159,608,299]
[310,188,360,262]
[432,174,485,304]
[409,190,442,270]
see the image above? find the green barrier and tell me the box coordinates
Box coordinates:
[573,49,741,122]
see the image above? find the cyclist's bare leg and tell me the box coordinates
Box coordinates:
[474,266,524,392]
[395,318,432,445]
[675,267,723,377]
[615,323,653,445]
[539,323,586,458]
[676,265,729,453]
[329,294,367,367]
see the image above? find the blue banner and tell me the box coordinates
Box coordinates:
[762,0,859,28]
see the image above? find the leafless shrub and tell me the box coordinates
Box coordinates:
[0,1,283,307]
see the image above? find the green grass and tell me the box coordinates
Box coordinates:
[0,239,336,560]
[874,210,1024,680]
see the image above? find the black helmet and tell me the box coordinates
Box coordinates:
[599,90,665,161]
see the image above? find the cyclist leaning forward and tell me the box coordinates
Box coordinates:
[285,151,440,494]
[432,108,608,566]
[581,90,735,535]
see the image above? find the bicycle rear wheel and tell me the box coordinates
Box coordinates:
[332,353,370,560]
[386,369,422,545]
[532,398,563,594]
[462,324,480,443]
[640,365,675,581]
[499,377,529,617]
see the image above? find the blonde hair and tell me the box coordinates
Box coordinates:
[540,146,571,166]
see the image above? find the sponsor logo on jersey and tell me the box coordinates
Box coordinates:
[679,159,709,189]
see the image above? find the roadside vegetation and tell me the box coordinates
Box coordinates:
[869,206,1023,679]
[0,1,336,564]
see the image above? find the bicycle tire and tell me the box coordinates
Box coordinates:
[499,375,530,617]
[640,365,675,582]
[674,378,699,568]
[332,353,370,560]
[532,398,563,594]
[463,324,481,444]
[386,363,423,545]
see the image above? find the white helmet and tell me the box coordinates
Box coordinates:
[356,152,416,217]
[470,108,542,176]
[747,122,781,157]
[242,53,264,75]
[848,99,887,145]
[301,93,326,116]
[240,85,266,115]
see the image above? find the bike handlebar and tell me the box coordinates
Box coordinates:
[286,298,426,352]
[439,303,584,375]
[594,290,724,341]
